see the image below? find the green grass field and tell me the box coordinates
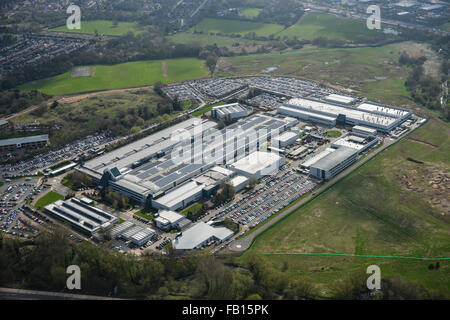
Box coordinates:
[279,13,380,41]
[191,18,284,37]
[217,43,415,107]
[19,58,208,95]
[442,22,450,32]
[34,191,64,210]
[50,20,147,36]
[326,130,342,138]
[240,119,450,297]
[239,8,262,19]
[167,32,263,47]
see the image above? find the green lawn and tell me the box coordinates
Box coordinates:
[279,13,381,41]
[19,58,208,95]
[167,32,263,47]
[191,101,226,117]
[34,191,64,210]
[50,20,147,36]
[218,43,413,107]
[442,22,450,32]
[181,202,203,216]
[326,130,342,138]
[135,210,153,221]
[240,119,450,297]
[191,18,284,37]
[240,8,262,19]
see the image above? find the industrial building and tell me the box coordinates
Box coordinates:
[352,125,377,136]
[272,130,299,148]
[44,198,118,236]
[278,97,411,132]
[109,221,156,246]
[154,210,191,231]
[152,180,205,211]
[0,134,49,153]
[230,151,286,179]
[307,146,359,180]
[172,222,233,252]
[230,175,249,192]
[331,133,379,155]
[324,94,355,105]
[78,114,296,209]
[211,103,250,121]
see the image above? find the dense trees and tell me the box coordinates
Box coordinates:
[399,52,444,115]
[214,180,236,205]
[0,90,48,117]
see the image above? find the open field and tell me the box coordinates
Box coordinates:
[19,58,208,95]
[279,13,381,41]
[240,8,262,19]
[50,20,147,36]
[12,88,171,145]
[240,119,450,297]
[190,18,284,37]
[34,191,64,210]
[217,42,440,109]
[167,32,263,47]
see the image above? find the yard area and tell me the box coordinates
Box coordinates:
[34,191,64,210]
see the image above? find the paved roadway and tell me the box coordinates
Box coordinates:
[229,137,396,252]
[0,287,123,300]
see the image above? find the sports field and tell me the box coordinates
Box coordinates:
[19,58,208,95]
[50,20,146,36]
[241,119,450,297]
[279,13,380,41]
[190,18,284,37]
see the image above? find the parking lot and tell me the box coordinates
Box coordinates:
[0,177,48,238]
[1,133,114,177]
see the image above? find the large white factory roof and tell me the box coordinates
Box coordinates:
[153,181,205,209]
[83,118,217,174]
[230,151,283,176]
[325,94,355,104]
[156,210,185,224]
[278,105,337,122]
[310,147,358,171]
[173,222,233,250]
[302,147,336,168]
[357,103,410,118]
[286,98,398,127]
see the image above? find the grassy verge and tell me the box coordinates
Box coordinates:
[34,191,64,210]
[239,119,450,297]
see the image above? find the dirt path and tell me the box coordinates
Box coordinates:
[162,61,168,78]
[405,138,439,149]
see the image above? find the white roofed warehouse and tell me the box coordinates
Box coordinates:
[44,198,118,236]
[172,222,233,252]
[307,147,359,180]
[211,103,250,121]
[154,210,191,231]
[278,97,411,132]
[230,151,285,179]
